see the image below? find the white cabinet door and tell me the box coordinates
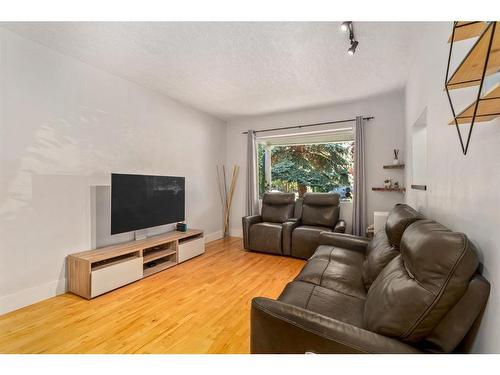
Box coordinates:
[178,237,205,263]
[91,257,143,297]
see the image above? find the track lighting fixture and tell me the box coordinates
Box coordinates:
[340,21,359,55]
[347,40,358,55]
[340,22,351,32]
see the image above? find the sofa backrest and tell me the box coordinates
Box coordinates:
[261,192,296,223]
[363,220,479,347]
[362,204,423,289]
[385,204,424,247]
[300,193,340,227]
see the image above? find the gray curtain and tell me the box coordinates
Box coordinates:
[352,116,367,236]
[246,130,259,216]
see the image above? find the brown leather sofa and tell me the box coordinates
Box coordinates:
[242,192,296,255]
[251,204,490,353]
[285,193,346,259]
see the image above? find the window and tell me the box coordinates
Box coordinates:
[257,136,354,201]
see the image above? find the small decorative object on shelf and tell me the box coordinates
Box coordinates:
[393,149,400,165]
[445,21,499,155]
[394,181,400,189]
[384,179,392,189]
[176,222,188,232]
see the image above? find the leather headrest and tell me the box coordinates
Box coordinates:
[401,220,479,293]
[364,219,479,344]
[262,192,295,206]
[303,193,340,207]
[385,204,423,247]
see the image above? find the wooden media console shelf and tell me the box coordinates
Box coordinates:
[67,229,204,299]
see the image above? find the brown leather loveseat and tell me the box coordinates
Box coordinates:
[251,204,490,353]
[243,192,346,257]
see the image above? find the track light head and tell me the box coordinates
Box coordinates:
[347,40,359,56]
[340,22,351,32]
[340,22,358,56]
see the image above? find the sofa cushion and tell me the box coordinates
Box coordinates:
[363,220,479,343]
[361,230,399,289]
[278,281,365,327]
[261,192,295,223]
[291,226,332,260]
[249,222,283,255]
[295,245,366,299]
[385,204,423,247]
[301,193,340,227]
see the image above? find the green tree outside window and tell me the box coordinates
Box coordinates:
[257,142,354,200]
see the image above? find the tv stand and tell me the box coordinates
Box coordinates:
[67,229,204,299]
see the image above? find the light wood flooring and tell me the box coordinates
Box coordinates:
[0,237,305,354]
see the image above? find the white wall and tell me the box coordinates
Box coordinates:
[0,29,226,314]
[404,23,500,353]
[226,90,406,236]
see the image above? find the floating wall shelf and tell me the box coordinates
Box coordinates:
[448,83,500,125]
[411,185,427,191]
[372,187,406,193]
[447,22,488,43]
[446,22,499,91]
[445,21,499,155]
[383,164,405,169]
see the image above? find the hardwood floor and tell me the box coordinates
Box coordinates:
[0,237,305,354]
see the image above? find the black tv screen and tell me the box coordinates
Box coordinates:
[111,173,185,235]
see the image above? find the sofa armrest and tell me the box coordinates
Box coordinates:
[333,219,346,233]
[251,297,421,354]
[318,232,370,253]
[242,215,262,249]
[282,219,301,256]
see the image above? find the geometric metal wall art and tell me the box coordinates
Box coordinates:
[445,21,499,155]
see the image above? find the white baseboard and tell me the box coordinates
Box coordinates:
[204,230,223,243]
[230,228,243,238]
[205,229,243,241]
[0,278,66,315]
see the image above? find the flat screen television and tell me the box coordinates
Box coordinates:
[111,173,185,235]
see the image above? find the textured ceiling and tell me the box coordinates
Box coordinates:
[2,22,420,119]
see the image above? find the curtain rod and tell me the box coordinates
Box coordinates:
[241,116,374,134]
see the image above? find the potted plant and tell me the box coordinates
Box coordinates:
[384,179,392,189]
[393,149,400,165]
